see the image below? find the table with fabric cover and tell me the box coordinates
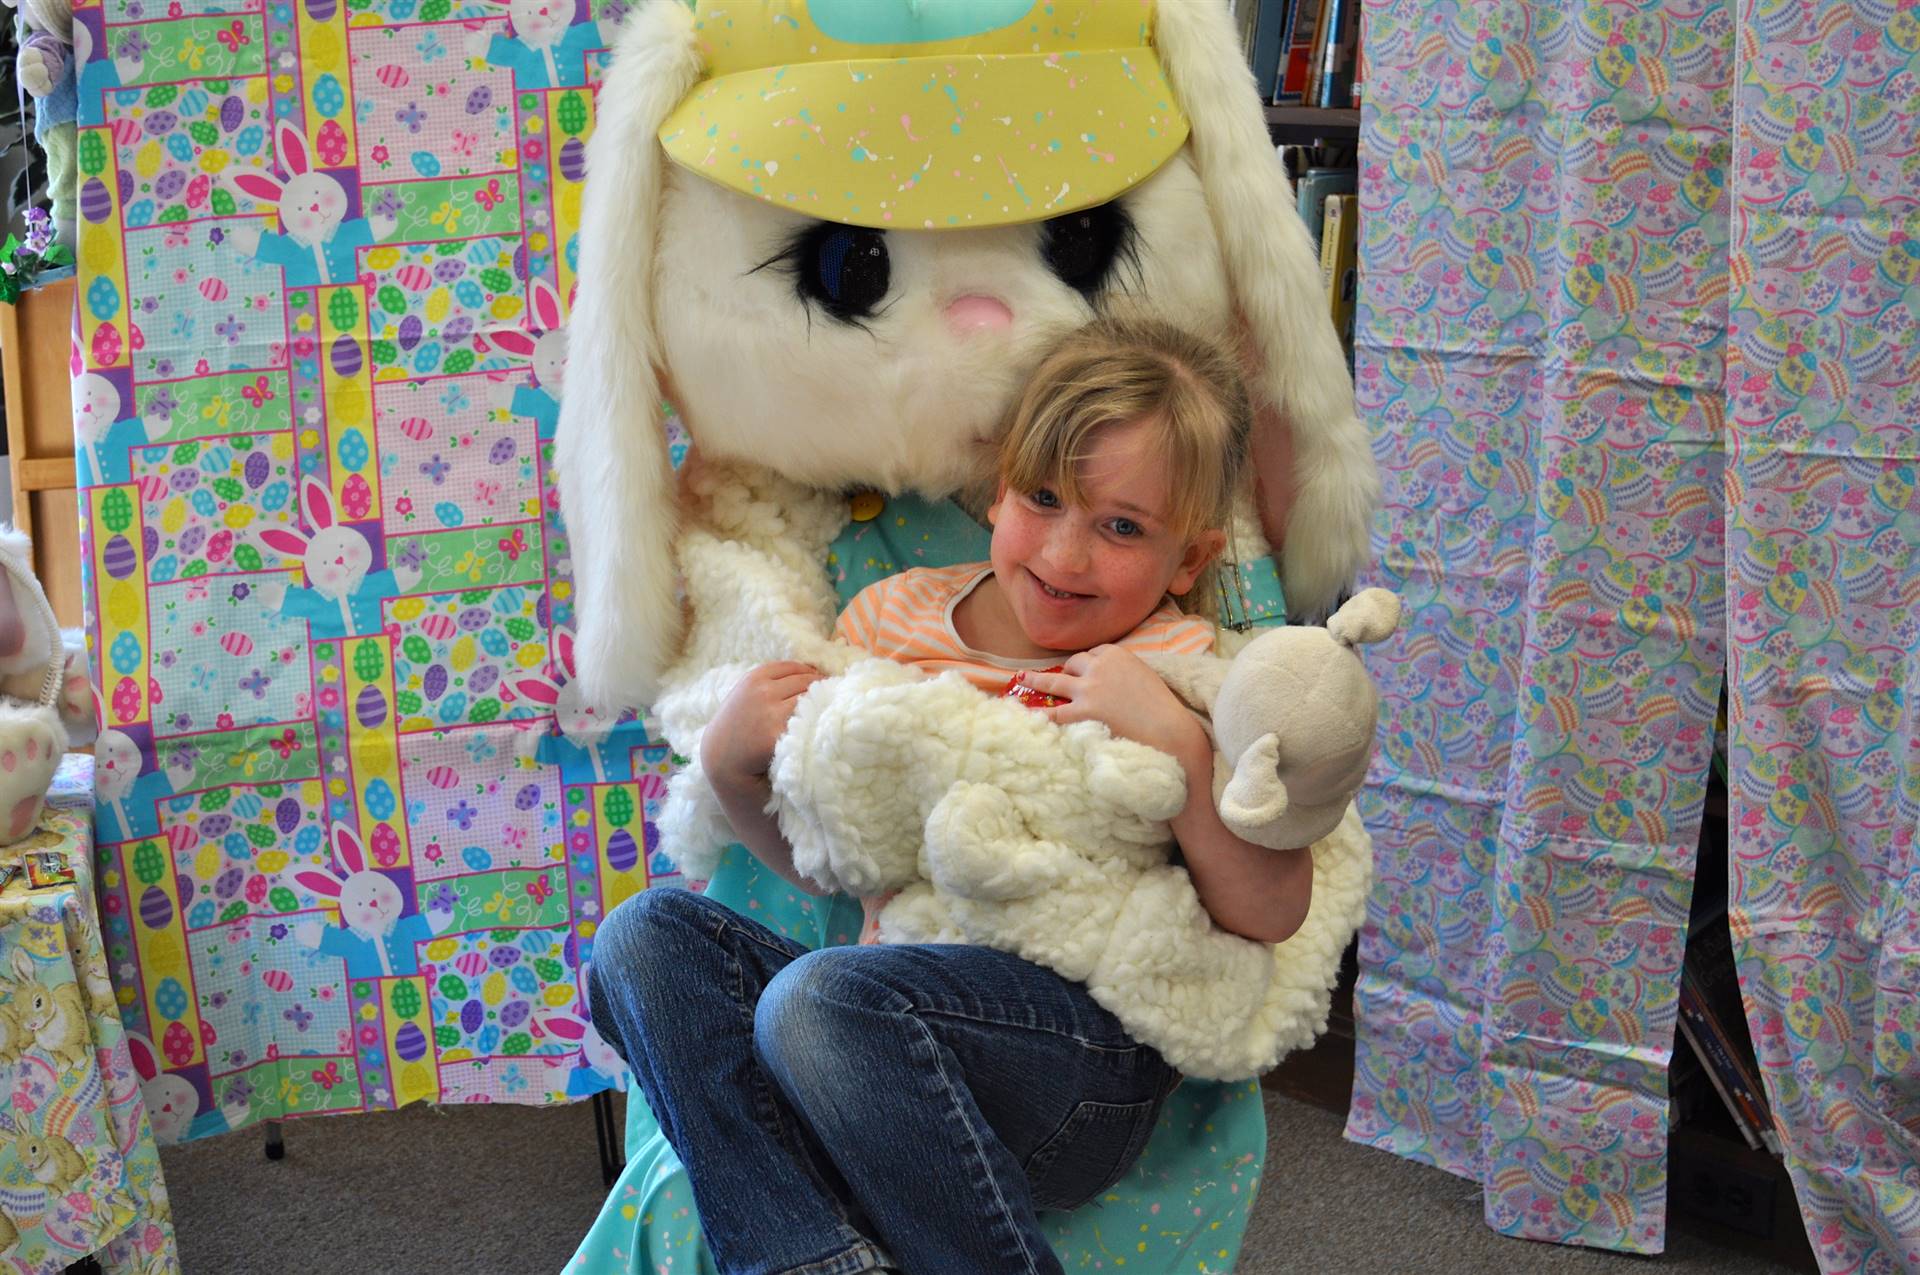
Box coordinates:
[0,754,178,1275]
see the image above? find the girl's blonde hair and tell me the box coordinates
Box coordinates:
[998,317,1252,615]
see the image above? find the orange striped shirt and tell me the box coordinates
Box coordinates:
[833,563,1215,694]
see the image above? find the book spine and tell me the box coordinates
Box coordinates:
[1317,0,1347,108]
[1676,989,1764,1151]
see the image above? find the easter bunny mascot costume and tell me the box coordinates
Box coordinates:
[560,1,1383,1270]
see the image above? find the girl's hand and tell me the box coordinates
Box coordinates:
[1023,647,1208,761]
[701,661,826,790]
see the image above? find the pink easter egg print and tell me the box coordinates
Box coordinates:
[131,322,145,351]
[262,969,292,992]
[167,823,196,854]
[369,822,401,866]
[220,632,255,657]
[376,63,409,88]
[111,117,142,147]
[186,174,210,209]
[138,475,168,504]
[199,277,229,302]
[92,322,123,367]
[316,119,349,168]
[420,614,455,640]
[426,765,458,789]
[396,265,432,292]
[456,952,487,977]
[162,1020,195,1066]
[399,416,432,442]
[112,675,141,723]
[201,1018,217,1048]
[206,529,234,562]
[342,473,373,519]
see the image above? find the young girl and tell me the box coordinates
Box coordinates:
[588,318,1314,1275]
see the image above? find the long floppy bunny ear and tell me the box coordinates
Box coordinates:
[529,278,564,333]
[275,121,311,178]
[1153,0,1381,620]
[294,867,344,897]
[301,476,335,531]
[332,825,367,875]
[553,0,702,711]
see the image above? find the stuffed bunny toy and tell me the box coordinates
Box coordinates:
[0,527,84,845]
[4,0,78,243]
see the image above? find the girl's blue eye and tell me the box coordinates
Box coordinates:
[1031,488,1060,509]
[1112,518,1142,538]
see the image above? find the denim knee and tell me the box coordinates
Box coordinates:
[754,950,900,1110]
[590,890,716,1028]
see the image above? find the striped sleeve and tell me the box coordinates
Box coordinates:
[835,577,892,653]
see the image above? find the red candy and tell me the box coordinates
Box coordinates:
[1001,667,1068,710]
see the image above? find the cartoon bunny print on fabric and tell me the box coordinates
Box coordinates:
[293,825,452,979]
[124,1031,251,1145]
[259,477,422,639]
[487,277,570,440]
[513,627,645,784]
[93,691,184,843]
[464,0,612,90]
[228,121,398,286]
[72,14,145,129]
[71,370,158,488]
[540,976,628,1098]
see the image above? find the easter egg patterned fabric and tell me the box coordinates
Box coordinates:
[1351,0,1919,1265]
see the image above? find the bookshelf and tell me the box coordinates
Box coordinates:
[1265,105,1361,145]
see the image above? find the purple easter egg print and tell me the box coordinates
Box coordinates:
[116,168,135,205]
[355,684,387,729]
[104,534,138,580]
[423,664,448,701]
[245,452,270,489]
[397,314,423,353]
[168,468,200,492]
[498,1000,530,1029]
[432,258,466,283]
[329,335,361,379]
[559,138,587,184]
[563,932,579,968]
[154,170,187,201]
[513,244,530,282]
[139,885,173,930]
[179,525,207,556]
[465,85,491,115]
[275,797,300,833]
[220,95,244,133]
[213,866,246,900]
[488,437,516,465]
[143,110,178,136]
[487,945,521,969]
[467,665,497,696]
[142,525,159,559]
[606,828,638,873]
[394,1021,427,1062]
[305,0,336,21]
[460,999,483,1034]
[514,783,540,812]
[456,607,490,633]
[201,812,232,839]
[535,594,551,628]
[441,316,473,344]
[82,177,114,224]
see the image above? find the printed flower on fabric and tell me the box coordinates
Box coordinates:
[134,435,299,582]
[108,79,275,226]
[401,729,559,881]
[375,375,540,534]
[363,238,526,379]
[148,577,310,734]
[128,219,286,382]
[164,781,327,932]
[386,586,548,732]
[351,24,515,183]
[420,925,573,1062]
[106,0,251,22]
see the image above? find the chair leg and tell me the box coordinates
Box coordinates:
[591,1090,624,1187]
[264,1120,285,1160]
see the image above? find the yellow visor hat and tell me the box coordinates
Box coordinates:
[658,0,1191,230]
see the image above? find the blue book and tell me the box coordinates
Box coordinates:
[1248,0,1292,99]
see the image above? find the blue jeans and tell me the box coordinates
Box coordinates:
[587,887,1179,1275]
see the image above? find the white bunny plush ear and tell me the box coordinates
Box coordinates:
[529,278,564,332]
[332,825,367,874]
[1153,0,1380,620]
[553,0,702,711]
[275,121,311,177]
[301,476,335,531]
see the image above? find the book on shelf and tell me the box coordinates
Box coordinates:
[1318,192,1358,359]
[1246,0,1293,101]
[1295,166,1355,252]
[1679,908,1782,1156]
[1270,0,1324,104]
[1316,0,1360,109]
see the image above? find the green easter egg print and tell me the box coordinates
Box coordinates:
[210,188,236,216]
[439,973,468,1000]
[158,206,188,224]
[189,121,219,147]
[390,982,421,1018]
[479,268,512,295]
[378,285,406,316]
[371,339,396,366]
[79,131,107,175]
[220,901,248,923]
[443,349,474,376]
[212,477,244,502]
[351,639,386,682]
[504,618,535,642]
[395,690,422,716]
[603,789,633,828]
[133,840,165,885]
[201,787,231,811]
[234,544,263,571]
[435,1026,460,1049]
[533,957,563,982]
[269,886,298,912]
[174,442,200,463]
[420,0,450,18]
[181,561,208,579]
[468,699,499,724]
[555,93,586,136]
[327,290,359,332]
[101,489,134,533]
[501,1032,531,1056]
[246,823,277,848]
[148,85,179,108]
[402,635,432,664]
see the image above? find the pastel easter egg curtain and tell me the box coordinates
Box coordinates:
[72,0,667,1144]
[1351,0,1919,1265]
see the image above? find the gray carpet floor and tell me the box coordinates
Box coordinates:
[159,1092,1799,1273]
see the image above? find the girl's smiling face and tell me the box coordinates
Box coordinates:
[986,418,1222,656]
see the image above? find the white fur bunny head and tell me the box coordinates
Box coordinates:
[233,123,346,247]
[558,0,1379,708]
[511,628,607,744]
[260,478,373,600]
[296,826,404,937]
[487,278,569,396]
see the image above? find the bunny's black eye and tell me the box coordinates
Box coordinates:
[1041,202,1137,302]
[758,222,891,324]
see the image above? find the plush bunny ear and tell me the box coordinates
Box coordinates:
[275,121,311,178]
[1153,0,1380,620]
[510,673,562,707]
[485,325,539,358]
[331,825,367,874]
[300,476,335,531]
[554,0,703,711]
[529,278,564,333]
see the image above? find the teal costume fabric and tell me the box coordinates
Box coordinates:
[565,494,1276,1274]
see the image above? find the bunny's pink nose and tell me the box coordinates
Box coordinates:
[945,294,1012,333]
